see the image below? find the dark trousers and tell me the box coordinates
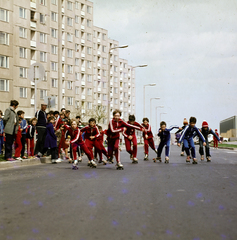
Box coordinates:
[0,135,4,154]
[157,140,170,157]
[21,134,26,157]
[42,147,58,160]
[34,127,46,155]
[199,140,210,157]
[5,133,15,159]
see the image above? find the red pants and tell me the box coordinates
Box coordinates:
[94,140,108,160]
[107,138,120,163]
[214,140,218,148]
[85,139,101,159]
[144,138,156,155]
[71,142,93,161]
[124,136,137,158]
[26,138,34,156]
[14,137,22,158]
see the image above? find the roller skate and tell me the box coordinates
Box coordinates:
[72,163,78,170]
[87,160,91,166]
[164,156,169,164]
[107,157,114,164]
[192,158,198,164]
[90,160,97,168]
[207,156,211,162]
[74,160,78,165]
[51,159,57,164]
[153,157,162,163]
[132,157,138,164]
[201,155,204,161]
[78,156,82,162]
[130,154,134,160]
[186,156,191,163]
[116,162,124,170]
[144,154,148,161]
[68,158,73,164]
[102,159,107,165]
[180,152,184,156]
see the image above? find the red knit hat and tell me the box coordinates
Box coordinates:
[215,129,218,131]
[183,118,188,125]
[202,120,208,128]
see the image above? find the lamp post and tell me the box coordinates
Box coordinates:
[156,106,164,131]
[143,83,156,117]
[107,45,128,123]
[150,97,160,124]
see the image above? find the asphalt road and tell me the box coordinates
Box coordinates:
[1,145,237,240]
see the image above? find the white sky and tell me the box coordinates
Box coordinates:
[92,0,237,132]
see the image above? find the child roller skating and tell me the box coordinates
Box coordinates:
[153,121,181,164]
[141,118,157,161]
[178,117,206,164]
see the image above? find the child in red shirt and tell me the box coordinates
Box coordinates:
[14,118,23,160]
[26,117,37,158]
[213,129,220,148]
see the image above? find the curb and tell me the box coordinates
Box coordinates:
[217,147,237,150]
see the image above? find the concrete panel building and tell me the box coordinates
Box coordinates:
[0,0,136,127]
[220,116,237,139]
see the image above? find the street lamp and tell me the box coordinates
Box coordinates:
[143,83,156,116]
[150,97,160,124]
[160,112,167,123]
[156,106,164,131]
[107,45,128,123]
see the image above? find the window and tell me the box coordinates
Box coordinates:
[19,7,26,19]
[0,9,9,22]
[51,28,57,38]
[87,61,91,69]
[87,88,92,96]
[102,45,106,52]
[87,102,92,109]
[40,32,47,43]
[124,102,128,107]
[75,87,79,94]
[75,58,79,66]
[19,27,27,38]
[67,49,73,58]
[67,81,73,90]
[102,58,106,65]
[114,77,118,82]
[75,30,79,38]
[67,1,73,10]
[67,33,73,42]
[51,62,57,71]
[51,45,57,55]
[87,33,91,41]
[68,97,73,105]
[114,87,118,94]
[51,0,57,5]
[102,82,106,88]
[19,47,27,58]
[40,89,47,99]
[40,13,46,24]
[87,75,92,82]
[114,55,118,61]
[87,6,91,14]
[75,72,79,80]
[40,0,46,5]
[87,19,91,27]
[87,47,91,55]
[51,78,57,88]
[75,43,80,52]
[67,17,73,26]
[67,65,73,74]
[51,12,57,22]
[20,67,27,78]
[124,82,127,88]
[75,1,79,9]
[102,70,106,77]
[40,52,47,62]
[114,98,118,104]
[102,33,106,40]
[0,79,9,91]
[114,66,117,72]
[0,32,9,45]
[75,15,79,23]
[20,87,27,98]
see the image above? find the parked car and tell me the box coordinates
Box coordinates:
[220,136,229,142]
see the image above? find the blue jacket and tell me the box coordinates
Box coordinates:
[179,125,205,143]
[195,127,220,142]
[158,126,180,142]
[0,118,4,135]
[20,119,27,134]
[44,123,57,149]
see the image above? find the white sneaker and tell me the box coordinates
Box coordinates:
[15,157,23,161]
[56,158,62,163]
[90,160,97,167]
[74,160,78,165]
[116,162,123,168]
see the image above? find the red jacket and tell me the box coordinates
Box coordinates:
[142,123,153,139]
[107,118,142,139]
[96,130,107,142]
[123,121,143,138]
[80,125,100,140]
[54,117,64,130]
[64,125,83,144]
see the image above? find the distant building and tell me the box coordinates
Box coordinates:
[0,0,135,127]
[220,116,237,139]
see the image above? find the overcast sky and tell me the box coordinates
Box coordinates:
[92,0,237,132]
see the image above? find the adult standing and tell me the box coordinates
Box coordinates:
[34,103,47,156]
[3,100,19,161]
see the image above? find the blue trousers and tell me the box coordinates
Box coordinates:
[157,140,170,157]
[0,135,3,153]
[183,138,196,158]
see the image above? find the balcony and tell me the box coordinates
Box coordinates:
[30,40,36,48]
[62,23,65,29]
[81,66,85,72]
[81,25,85,30]
[110,93,113,97]
[128,82,131,86]
[81,39,85,44]
[97,62,101,68]
[120,87,123,91]
[62,7,64,14]
[82,109,85,113]
[110,59,113,64]
[81,11,85,17]
[31,99,35,105]
[30,60,36,65]
[81,95,86,100]
[98,99,101,104]
[110,71,113,75]
[81,53,85,58]
[31,81,35,87]
[62,40,65,46]
[97,39,101,43]
[97,50,101,55]
[120,96,123,101]
[120,67,123,71]
[62,56,65,62]
[98,87,101,92]
[30,21,36,28]
[81,81,85,86]
[120,77,123,81]
[62,72,65,78]
[62,89,65,94]
[128,92,131,95]
[110,81,113,86]
[30,2,36,9]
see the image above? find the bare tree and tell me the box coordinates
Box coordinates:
[93,104,107,124]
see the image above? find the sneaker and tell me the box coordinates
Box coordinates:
[74,160,78,165]
[78,156,82,162]
[180,152,184,156]
[15,157,23,161]
[90,160,97,167]
[6,158,15,161]
[22,156,28,159]
[102,159,107,165]
[51,159,57,164]
[201,155,204,161]
[56,158,62,163]
[186,156,191,162]
[116,162,123,168]
[130,154,134,160]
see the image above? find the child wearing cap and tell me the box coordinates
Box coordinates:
[197,121,221,162]
[213,129,220,148]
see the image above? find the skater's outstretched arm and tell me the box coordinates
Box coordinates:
[178,125,189,143]
[210,129,221,142]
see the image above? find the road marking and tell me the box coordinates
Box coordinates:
[227,152,237,154]
[177,189,185,192]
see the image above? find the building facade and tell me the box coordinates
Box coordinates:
[0,0,136,126]
[220,116,237,139]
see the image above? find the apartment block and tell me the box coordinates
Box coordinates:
[0,0,136,126]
